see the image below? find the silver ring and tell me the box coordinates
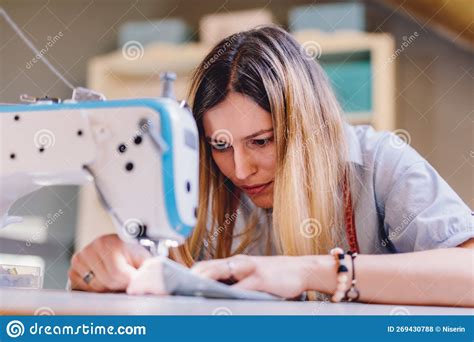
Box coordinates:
[226,260,235,279]
[83,271,95,285]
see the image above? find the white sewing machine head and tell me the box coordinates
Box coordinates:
[0,73,199,255]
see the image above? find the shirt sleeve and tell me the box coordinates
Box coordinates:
[373,133,474,252]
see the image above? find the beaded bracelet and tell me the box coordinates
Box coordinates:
[329,247,349,302]
[345,251,360,302]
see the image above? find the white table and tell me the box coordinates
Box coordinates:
[1,288,472,315]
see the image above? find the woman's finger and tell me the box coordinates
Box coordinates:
[80,248,113,291]
[68,269,89,291]
[100,235,151,269]
[191,259,227,275]
[232,276,261,292]
[98,247,137,290]
[125,243,152,268]
[191,255,256,281]
[70,254,107,292]
[127,257,168,295]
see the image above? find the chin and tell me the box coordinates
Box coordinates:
[249,194,273,209]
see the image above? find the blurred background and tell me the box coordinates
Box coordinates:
[0,0,472,289]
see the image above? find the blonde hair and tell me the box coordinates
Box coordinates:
[172,25,350,267]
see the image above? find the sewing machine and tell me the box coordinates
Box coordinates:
[0,74,278,301]
[0,73,198,256]
[0,1,276,301]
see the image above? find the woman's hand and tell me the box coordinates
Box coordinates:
[191,255,312,298]
[126,256,170,295]
[68,234,152,292]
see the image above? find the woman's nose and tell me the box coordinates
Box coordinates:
[233,147,256,180]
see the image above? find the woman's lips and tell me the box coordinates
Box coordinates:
[241,181,272,196]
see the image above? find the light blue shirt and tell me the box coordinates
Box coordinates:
[228,124,473,255]
[346,124,473,253]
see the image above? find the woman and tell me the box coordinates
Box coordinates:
[69,26,473,307]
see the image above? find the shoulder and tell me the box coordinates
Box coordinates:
[346,125,428,187]
[348,125,473,251]
[346,124,422,168]
[347,124,443,211]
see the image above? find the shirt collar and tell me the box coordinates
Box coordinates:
[344,122,363,166]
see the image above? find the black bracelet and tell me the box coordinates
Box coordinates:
[329,247,349,302]
[344,251,360,302]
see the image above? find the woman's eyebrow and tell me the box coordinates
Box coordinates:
[243,128,273,140]
[205,128,273,143]
[205,136,230,144]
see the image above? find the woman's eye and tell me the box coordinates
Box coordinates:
[211,141,231,152]
[252,137,273,147]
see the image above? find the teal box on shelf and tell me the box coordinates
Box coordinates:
[118,18,191,47]
[289,3,366,33]
[320,52,372,116]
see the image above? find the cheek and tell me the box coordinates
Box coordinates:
[211,151,234,178]
[256,147,277,173]
[211,147,277,180]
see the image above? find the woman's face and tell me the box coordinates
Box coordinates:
[203,92,276,209]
